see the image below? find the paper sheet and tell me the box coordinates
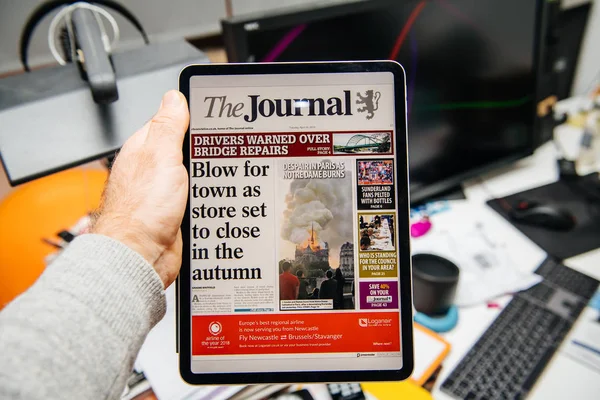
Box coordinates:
[411,200,544,306]
[563,307,600,373]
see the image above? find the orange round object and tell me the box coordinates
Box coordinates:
[0,168,108,310]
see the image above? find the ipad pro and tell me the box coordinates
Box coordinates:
[179,61,413,384]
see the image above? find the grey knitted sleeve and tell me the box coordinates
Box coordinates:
[0,234,167,400]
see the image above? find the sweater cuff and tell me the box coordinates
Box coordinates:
[41,234,167,340]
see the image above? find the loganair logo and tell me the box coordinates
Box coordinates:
[202,89,380,122]
[358,317,393,328]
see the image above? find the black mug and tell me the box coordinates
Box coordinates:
[412,253,460,315]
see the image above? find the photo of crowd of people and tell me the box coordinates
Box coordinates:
[357,160,393,185]
[358,214,396,251]
[279,261,353,310]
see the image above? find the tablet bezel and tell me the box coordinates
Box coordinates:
[179,61,413,385]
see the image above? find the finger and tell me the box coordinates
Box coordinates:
[146,90,189,147]
[120,124,149,154]
[119,112,156,155]
[175,228,183,256]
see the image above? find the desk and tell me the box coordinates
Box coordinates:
[429,132,600,399]
[136,126,600,400]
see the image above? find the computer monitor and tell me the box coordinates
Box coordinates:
[222,0,542,203]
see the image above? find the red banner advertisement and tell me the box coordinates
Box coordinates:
[192,312,400,356]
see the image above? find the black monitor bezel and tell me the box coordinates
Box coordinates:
[221,0,543,205]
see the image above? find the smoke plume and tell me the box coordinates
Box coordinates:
[281,161,353,256]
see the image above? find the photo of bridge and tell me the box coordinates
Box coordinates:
[332,132,392,154]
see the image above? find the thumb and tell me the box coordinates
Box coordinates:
[146,90,190,147]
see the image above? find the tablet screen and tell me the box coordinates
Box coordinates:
[187,69,405,375]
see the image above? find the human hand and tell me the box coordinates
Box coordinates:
[93,90,189,288]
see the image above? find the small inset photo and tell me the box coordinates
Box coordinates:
[333,132,392,155]
[357,159,393,185]
[358,213,396,251]
[356,159,396,210]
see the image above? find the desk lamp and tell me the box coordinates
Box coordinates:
[19,1,151,103]
[0,1,209,185]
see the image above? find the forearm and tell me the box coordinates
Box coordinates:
[0,234,166,400]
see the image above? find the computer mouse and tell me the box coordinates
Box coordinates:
[509,205,576,231]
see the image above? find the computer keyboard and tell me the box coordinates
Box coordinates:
[535,258,599,299]
[440,258,599,400]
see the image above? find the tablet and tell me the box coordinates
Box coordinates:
[178,61,413,385]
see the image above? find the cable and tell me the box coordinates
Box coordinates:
[388,0,426,60]
[58,26,73,62]
[48,2,120,66]
[48,5,73,65]
[20,0,148,71]
[92,6,111,51]
[261,24,307,62]
[64,7,77,63]
[53,2,120,65]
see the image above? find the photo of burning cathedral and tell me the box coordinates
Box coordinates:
[277,158,355,310]
[292,223,330,270]
[279,224,355,309]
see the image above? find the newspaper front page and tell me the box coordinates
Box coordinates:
[188,71,405,373]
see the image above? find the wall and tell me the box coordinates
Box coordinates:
[571,0,600,95]
[0,0,598,90]
[0,0,226,74]
[0,0,306,74]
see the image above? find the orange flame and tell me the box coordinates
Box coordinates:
[298,228,321,251]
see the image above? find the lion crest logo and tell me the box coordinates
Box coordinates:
[356,90,381,120]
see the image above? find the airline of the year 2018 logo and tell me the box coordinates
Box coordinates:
[202,90,381,122]
[208,321,222,336]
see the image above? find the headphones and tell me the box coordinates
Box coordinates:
[19,0,149,71]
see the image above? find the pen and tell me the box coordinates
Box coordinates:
[572,340,600,357]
